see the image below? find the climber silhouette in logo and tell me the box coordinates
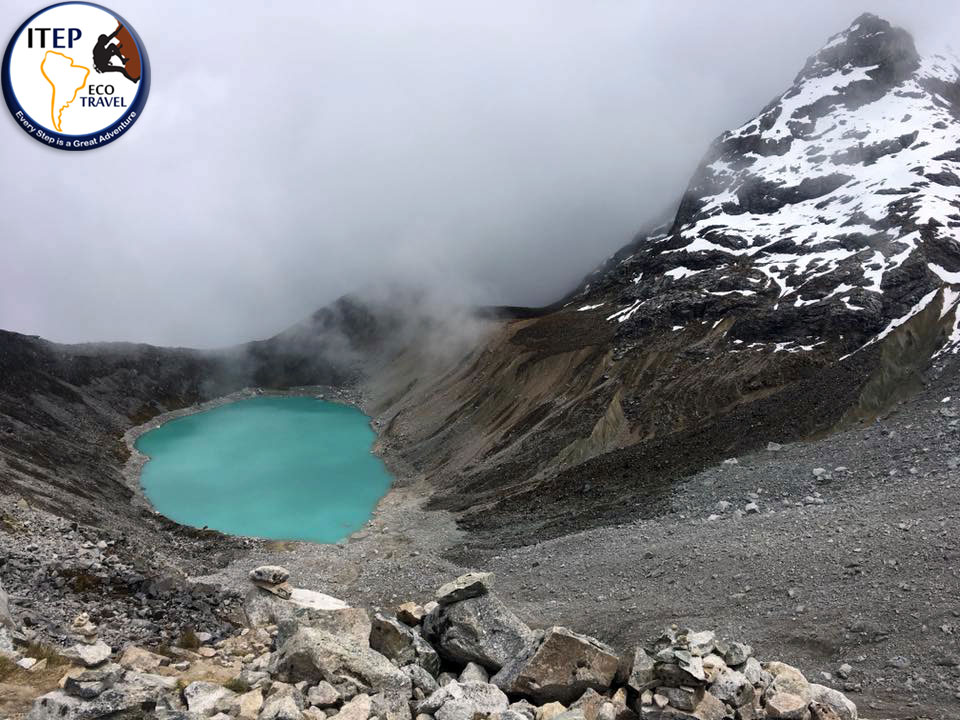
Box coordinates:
[92,24,139,83]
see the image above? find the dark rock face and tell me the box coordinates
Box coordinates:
[422,593,534,672]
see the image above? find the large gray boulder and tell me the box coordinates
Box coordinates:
[417,680,509,720]
[422,593,533,671]
[269,625,411,717]
[277,606,372,649]
[370,612,441,675]
[492,627,619,704]
[244,586,350,628]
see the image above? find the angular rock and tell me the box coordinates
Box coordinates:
[686,631,715,657]
[63,668,122,700]
[436,572,494,605]
[278,606,372,649]
[536,701,568,720]
[250,566,291,586]
[255,580,294,599]
[492,627,619,704]
[244,586,350,629]
[657,686,702,711]
[710,668,754,707]
[459,661,489,684]
[269,625,411,717]
[397,602,427,626]
[509,699,538,720]
[370,612,441,675]
[331,693,371,720]
[237,688,264,719]
[118,645,167,672]
[763,663,810,704]
[808,684,856,720]
[570,688,613,720]
[261,683,305,720]
[625,648,657,693]
[183,681,237,715]
[0,578,13,629]
[764,692,808,719]
[637,690,725,720]
[306,681,341,708]
[418,680,509,720]
[720,641,752,666]
[67,639,112,668]
[404,664,440,696]
[27,688,152,720]
[742,657,770,688]
[0,626,12,655]
[422,593,533,671]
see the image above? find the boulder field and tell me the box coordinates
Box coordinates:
[9,568,856,720]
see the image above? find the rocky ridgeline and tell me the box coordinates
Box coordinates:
[4,568,860,720]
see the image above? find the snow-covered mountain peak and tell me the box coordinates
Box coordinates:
[582,14,960,358]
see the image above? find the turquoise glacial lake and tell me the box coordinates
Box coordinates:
[136,396,392,543]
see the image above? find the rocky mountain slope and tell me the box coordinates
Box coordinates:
[368,13,960,546]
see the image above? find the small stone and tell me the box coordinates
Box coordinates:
[766,442,783,452]
[536,702,568,720]
[249,565,291,586]
[436,572,494,605]
[397,602,427,626]
[836,663,853,679]
[744,502,759,514]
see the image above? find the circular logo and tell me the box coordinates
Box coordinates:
[2,2,149,150]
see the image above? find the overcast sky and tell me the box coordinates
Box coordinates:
[1,1,958,347]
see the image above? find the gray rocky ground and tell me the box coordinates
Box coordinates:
[3,355,959,718]
[5,565,862,720]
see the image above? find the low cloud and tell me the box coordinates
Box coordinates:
[1,0,957,347]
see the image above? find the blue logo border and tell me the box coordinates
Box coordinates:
[1,1,150,151]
